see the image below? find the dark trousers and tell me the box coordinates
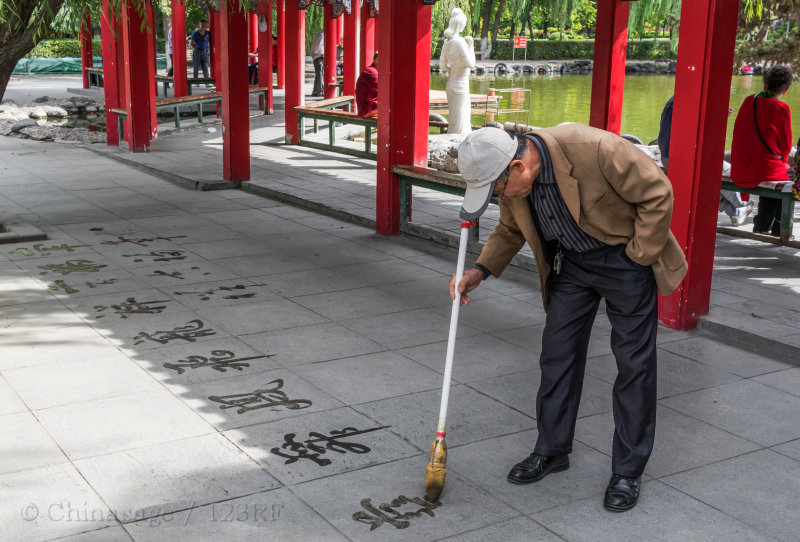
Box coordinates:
[753,196,782,236]
[312,56,324,96]
[193,49,210,78]
[533,244,658,478]
[168,53,173,77]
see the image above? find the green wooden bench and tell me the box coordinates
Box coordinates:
[295,96,379,160]
[720,177,796,244]
[85,67,104,88]
[109,86,269,144]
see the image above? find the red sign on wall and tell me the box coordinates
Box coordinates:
[513,36,527,48]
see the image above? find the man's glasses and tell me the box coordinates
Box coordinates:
[493,167,510,201]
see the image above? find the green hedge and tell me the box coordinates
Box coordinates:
[434,38,675,61]
[26,38,167,58]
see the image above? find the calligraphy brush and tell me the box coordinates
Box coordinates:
[425,221,471,502]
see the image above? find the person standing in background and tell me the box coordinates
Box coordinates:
[190,19,211,79]
[311,31,325,97]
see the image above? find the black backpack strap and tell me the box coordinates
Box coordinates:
[753,95,782,158]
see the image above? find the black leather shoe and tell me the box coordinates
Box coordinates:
[507,453,569,484]
[604,474,641,512]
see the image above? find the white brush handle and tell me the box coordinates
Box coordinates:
[436,222,471,435]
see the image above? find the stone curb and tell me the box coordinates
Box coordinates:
[697,317,800,366]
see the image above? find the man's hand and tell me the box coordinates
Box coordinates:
[449,268,483,306]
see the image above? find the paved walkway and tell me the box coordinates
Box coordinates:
[1,91,800,542]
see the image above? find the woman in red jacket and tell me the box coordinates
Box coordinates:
[731,65,793,236]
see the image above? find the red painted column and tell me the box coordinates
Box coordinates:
[284,0,305,143]
[80,9,92,89]
[210,9,221,86]
[376,0,431,235]
[589,0,629,134]
[220,0,250,181]
[258,0,274,113]
[659,0,739,330]
[277,0,285,89]
[343,2,358,96]
[171,0,188,96]
[146,2,157,136]
[100,2,122,146]
[359,1,375,72]
[249,12,259,53]
[120,0,156,151]
[324,2,338,99]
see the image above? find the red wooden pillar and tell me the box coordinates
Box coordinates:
[220,0,250,181]
[100,2,122,146]
[589,0,629,134]
[249,12,259,53]
[324,2,339,99]
[359,1,375,72]
[284,0,305,143]
[146,3,157,138]
[659,0,739,330]
[376,0,431,235]
[277,0,285,89]
[210,9,221,85]
[342,1,358,96]
[120,0,156,151]
[258,0,274,113]
[80,9,92,89]
[172,0,188,96]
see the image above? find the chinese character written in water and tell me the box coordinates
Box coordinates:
[47,278,119,295]
[11,243,84,257]
[163,349,269,375]
[94,297,172,319]
[172,284,260,301]
[271,426,386,467]
[122,250,187,263]
[133,319,215,345]
[352,496,440,531]
[38,259,108,276]
[101,235,188,247]
[86,279,118,288]
[208,379,311,414]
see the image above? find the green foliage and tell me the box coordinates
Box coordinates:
[24,37,168,58]
[487,38,675,61]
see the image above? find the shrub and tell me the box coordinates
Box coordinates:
[26,38,167,58]
[487,38,675,61]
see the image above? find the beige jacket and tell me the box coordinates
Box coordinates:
[475,124,688,310]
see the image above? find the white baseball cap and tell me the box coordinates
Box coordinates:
[457,127,518,220]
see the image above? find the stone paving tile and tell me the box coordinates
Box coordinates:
[436,515,563,541]
[178,238,276,261]
[584,349,742,399]
[0,411,67,474]
[467,367,613,421]
[398,333,537,384]
[353,385,536,452]
[663,450,800,541]
[212,250,326,278]
[293,351,441,405]
[129,260,241,288]
[532,480,772,542]
[574,406,760,479]
[74,434,280,520]
[752,367,800,397]
[0,463,117,542]
[292,283,445,321]
[658,335,793,378]
[226,407,419,485]
[0,324,121,371]
[450,430,613,515]
[2,355,161,410]
[772,439,800,461]
[123,487,347,542]
[660,379,800,447]
[35,389,213,460]
[341,308,482,349]
[291,456,519,542]
[162,278,282,309]
[197,299,328,336]
[55,526,132,542]
[177,368,344,431]
[430,296,546,335]
[225,215,318,237]
[195,208,275,225]
[0,272,59,307]
[0,300,84,336]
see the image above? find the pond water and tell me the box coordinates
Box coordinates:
[430,73,800,149]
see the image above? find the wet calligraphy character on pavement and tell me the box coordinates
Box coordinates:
[122,250,187,263]
[208,379,312,414]
[162,349,269,374]
[94,297,171,319]
[148,270,185,279]
[271,426,385,466]
[172,284,259,301]
[133,319,215,345]
[38,259,108,276]
[12,243,83,257]
[86,279,119,288]
[47,280,80,294]
[352,496,440,531]
[101,235,188,247]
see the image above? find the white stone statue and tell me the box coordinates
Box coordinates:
[439,8,476,136]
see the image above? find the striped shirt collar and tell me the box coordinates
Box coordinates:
[524,134,556,185]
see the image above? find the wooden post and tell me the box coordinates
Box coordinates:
[277,0,285,89]
[359,0,375,72]
[324,1,338,99]
[376,0,431,235]
[100,1,122,146]
[589,0,629,134]
[80,9,92,89]
[343,1,358,96]
[258,0,274,113]
[120,0,156,151]
[284,0,305,144]
[171,0,188,96]
[659,0,739,330]
[220,0,250,181]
